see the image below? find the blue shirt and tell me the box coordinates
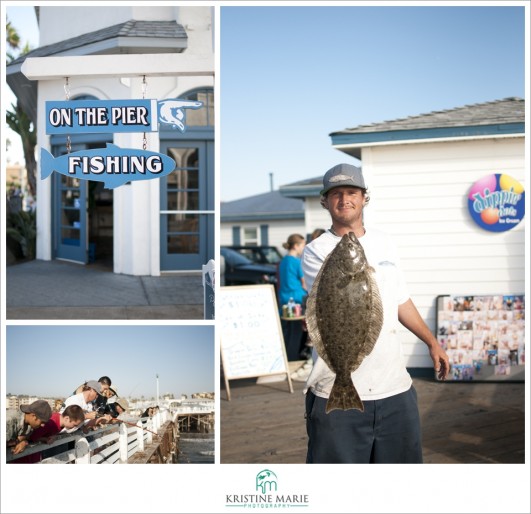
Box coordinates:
[278,254,306,307]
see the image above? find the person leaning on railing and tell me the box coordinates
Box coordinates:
[61,380,112,431]
[8,405,85,464]
[6,400,52,457]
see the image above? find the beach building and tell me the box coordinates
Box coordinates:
[6,6,214,275]
[223,98,526,371]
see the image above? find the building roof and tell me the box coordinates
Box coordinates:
[8,20,187,66]
[6,20,188,123]
[331,97,525,159]
[221,190,304,222]
[279,176,323,199]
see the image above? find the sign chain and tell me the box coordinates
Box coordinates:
[142,75,147,150]
[64,77,71,154]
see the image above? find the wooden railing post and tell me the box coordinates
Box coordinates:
[75,437,90,464]
[119,422,128,462]
[136,420,145,452]
[146,419,153,444]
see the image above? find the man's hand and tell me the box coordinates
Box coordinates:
[430,344,450,380]
[12,440,29,455]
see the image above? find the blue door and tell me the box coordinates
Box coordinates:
[159,140,214,270]
[52,138,112,264]
[53,143,89,264]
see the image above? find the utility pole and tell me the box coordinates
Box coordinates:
[156,374,159,406]
[269,172,274,192]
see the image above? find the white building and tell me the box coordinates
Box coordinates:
[281,97,525,370]
[7,6,214,275]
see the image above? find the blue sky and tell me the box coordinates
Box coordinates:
[6,325,215,399]
[220,5,526,201]
[4,5,527,196]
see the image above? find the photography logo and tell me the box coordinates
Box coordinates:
[256,469,277,493]
[225,469,309,509]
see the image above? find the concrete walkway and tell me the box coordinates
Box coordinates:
[6,259,205,320]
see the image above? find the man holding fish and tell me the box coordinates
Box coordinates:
[302,163,450,464]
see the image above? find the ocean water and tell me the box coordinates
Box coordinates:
[177,432,215,464]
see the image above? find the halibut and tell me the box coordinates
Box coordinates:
[306,232,383,413]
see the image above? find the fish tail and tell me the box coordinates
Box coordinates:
[40,148,55,180]
[326,379,364,413]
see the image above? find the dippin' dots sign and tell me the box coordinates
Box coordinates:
[468,174,525,232]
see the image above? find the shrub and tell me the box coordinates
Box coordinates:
[6,209,36,260]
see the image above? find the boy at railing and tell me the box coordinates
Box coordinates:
[6,400,52,455]
[8,405,86,464]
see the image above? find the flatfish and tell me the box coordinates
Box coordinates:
[306,232,383,413]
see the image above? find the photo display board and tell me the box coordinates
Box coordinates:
[436,294,525,381]
[219,285,293,400]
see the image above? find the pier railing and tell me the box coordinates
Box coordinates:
[6,411,176,464]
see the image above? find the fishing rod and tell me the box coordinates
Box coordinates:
[111,418,159,437]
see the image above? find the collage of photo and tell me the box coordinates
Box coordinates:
[2,3,528,514]
[437,294,525,381]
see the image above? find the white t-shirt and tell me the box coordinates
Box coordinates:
[60,392,94,414]
[302,228,412,401]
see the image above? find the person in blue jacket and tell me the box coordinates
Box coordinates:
[278,233,308,361]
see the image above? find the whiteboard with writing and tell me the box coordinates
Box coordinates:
[220,285,289,381]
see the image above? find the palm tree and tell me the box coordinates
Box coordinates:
[6,20,20,61]
[6,103,37,198]
[6,20,37,198]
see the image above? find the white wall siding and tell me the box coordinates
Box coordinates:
[363,137,525,368]
[304,197,331,237]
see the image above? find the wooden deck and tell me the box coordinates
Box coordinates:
[220,374,525,464]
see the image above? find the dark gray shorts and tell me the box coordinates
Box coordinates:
[305,386,423,464]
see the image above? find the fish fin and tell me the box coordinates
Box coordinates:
[40,148,55,180]
[306,252,334,368]
[363,272,384,356]
[326,378,364,413]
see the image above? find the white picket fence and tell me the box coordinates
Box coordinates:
[6,411,171,464]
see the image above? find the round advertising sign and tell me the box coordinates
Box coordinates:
[467,174,525,232]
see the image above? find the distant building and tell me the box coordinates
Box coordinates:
[191,392,214,399]
[220,190,305,251]
[5,396,54,410]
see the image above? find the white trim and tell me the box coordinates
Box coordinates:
[160,210,215,214]
[333,132,523,151]
[22,53,215,80]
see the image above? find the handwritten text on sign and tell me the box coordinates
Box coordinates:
[46,98,203,134]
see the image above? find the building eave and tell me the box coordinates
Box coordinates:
[331,123,524,147]
[333,131,525,160]
[279,184,321,199]
[221,212,305,223]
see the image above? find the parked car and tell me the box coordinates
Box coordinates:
[222,245,283,265]
[220,247,278,287]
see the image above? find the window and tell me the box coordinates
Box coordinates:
[180,88,214,127]
[242,227,259,246]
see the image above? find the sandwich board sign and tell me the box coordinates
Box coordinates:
[219,284,293,400]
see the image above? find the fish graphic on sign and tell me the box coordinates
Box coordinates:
[158,99,203,131]
[41,143,176,189]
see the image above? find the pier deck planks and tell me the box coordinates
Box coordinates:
[220,377,525,464]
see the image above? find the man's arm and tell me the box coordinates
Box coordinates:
[398,299,450,380]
